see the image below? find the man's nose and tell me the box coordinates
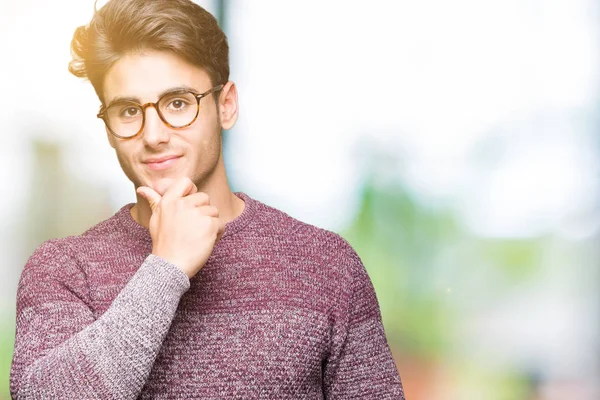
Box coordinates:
[141,105,170,147]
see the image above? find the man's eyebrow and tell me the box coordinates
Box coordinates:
[105,85,199,108]
[106,95,140,108]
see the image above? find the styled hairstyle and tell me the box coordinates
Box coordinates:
[69,0,229,103]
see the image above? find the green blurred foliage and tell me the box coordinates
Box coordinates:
[0,322,14,400]
[340,178,546,397]
[473,239,544,281]
[341,180,460,358]
[448,360,535,400]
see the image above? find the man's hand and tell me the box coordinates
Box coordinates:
[137,177,224,278]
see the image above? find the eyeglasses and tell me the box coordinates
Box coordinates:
[97,84,224,139]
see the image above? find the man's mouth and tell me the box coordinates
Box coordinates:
[143,155,181,171]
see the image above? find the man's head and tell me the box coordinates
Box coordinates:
[68,0,238,196]
[69,0,229,104]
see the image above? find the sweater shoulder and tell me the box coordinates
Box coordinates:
[25,207,129,269]
[251,199,361,268]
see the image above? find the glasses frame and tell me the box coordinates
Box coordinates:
[97,84,224,140]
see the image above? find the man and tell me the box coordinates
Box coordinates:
[10,0,404,398]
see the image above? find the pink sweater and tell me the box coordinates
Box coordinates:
[10,192,404,399]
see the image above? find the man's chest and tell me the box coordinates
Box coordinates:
[140,304,330,398]
[87,253,335,397]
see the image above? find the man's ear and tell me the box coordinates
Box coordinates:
[218,81,239,130]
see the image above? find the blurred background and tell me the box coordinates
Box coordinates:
[1,0,598,398]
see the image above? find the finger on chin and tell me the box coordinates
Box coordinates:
[162,177,199,200]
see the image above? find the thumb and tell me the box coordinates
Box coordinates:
[137,186,162,211]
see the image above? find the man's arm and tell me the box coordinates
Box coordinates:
[323,246,405,399]
[11,178,222,399]
[10,241,190,400]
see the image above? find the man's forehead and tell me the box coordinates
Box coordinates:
[102,50,210,104]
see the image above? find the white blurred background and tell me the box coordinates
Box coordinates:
[1,1,598,399]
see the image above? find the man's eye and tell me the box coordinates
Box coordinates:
[169,99,189,110]
[121,107,140,117]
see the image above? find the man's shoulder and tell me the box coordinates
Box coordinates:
[250,196,360,265]
[28,204,134,262]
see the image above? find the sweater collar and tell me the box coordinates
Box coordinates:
[115,192,256,243]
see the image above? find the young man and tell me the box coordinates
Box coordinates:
[10,0,404,398]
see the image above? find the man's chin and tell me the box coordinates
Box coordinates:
[147,177,176,196]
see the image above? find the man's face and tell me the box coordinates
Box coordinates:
[102,50,224,195]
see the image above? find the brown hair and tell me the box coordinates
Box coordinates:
[69,0,229,103]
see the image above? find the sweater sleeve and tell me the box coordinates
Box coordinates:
[9,241,190,400]
[322,248,405,399]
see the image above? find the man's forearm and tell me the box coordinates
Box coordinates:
[12,255,190,400]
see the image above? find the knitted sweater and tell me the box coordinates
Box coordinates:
[10,192,404,399]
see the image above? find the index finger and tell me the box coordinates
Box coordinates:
[161,177,198,202]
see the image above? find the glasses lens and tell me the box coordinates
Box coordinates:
[105,102,143,138]
[158,92,199,128]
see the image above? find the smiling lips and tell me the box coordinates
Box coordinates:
[144,155,181,171]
